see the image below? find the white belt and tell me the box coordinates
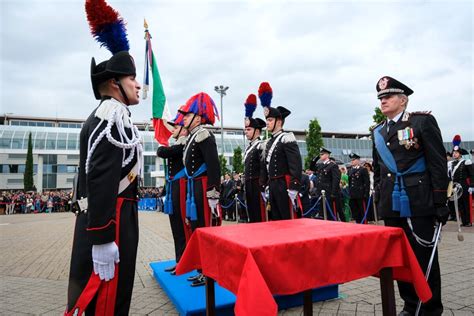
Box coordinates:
[118,162,139,195]
[76,162,139,213]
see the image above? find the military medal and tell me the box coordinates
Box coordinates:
[398,127,417,149]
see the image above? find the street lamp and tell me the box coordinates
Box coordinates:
[214,85,229,157]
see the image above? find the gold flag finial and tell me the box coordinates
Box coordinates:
[144,18,148,29]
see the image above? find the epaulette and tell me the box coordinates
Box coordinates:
[175,135,187,145]
[257,140,265,151]
[195,128,211,143]
[95,99,132,127]
[410,111,432,116]
[369,121,384,132]
[281,132,296,144]
[465,159,472,166]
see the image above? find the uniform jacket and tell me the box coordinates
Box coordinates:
[260,130,302,191]
[77,99,139,245]
[156,137,186,178]
[348,166,370,199]
[372,111,448,218]
[311,160,341,197]
[183,126,221,197]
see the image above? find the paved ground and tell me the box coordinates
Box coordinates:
[0,212,473,316]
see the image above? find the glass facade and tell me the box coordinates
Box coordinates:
[1,124,473,190]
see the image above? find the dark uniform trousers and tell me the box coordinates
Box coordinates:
[245,177,266,222]
[385,217,442,315]
[372,112,448,316]
[244,138,265,222]
[158,143,188,263]
[67,104,139,315]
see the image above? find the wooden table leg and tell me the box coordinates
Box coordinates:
[303,289,313,316]
[206,276,215,316]
[380,267,396,316]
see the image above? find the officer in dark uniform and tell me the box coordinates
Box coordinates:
[157,119,190,274]
[179,92,221,286]
[448,140,473,226]
[372,76,449,316]
[348,153,370,223]
[310,148,344,221]
[66,53,142,316]
[243,94,267,222]
[261,105,302,220]
[221,173,235,221]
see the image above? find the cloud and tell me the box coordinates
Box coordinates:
[1,0,472,141]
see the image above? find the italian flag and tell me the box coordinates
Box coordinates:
[143,20,173,146]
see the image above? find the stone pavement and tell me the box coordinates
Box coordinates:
[0,212,472,316]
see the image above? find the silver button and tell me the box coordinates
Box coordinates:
[386,142,390,146]
[387,173,391,177]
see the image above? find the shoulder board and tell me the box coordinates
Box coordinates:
[281,132,296,144]
[95,99,131,127]
[410,111,432,116]
[175,135,188,145]
[465,159,472,166]
[195,128,211,143]
[370,121,384,132]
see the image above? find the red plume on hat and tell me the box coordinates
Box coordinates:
[258,82,273,107]
[244,94,257,118]
[452,135,461,147]
[181,92,219,125]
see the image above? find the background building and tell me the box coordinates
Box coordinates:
[1,114,472,190]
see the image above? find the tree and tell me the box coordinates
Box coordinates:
[219,154,230,177]
[304,118,324,170]
[372,107,386,125]
[232,146,244,174]
[24,132,34,191]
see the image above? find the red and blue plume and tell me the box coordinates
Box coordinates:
[183,92,219,125]
[244,94,257,118]
[258,82,272,107]
[452,135,461,147]
[85,0,129,54]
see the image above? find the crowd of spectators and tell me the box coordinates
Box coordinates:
[0,190,73,215]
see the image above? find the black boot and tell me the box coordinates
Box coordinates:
[191,274,206,287]
[187,273,201,282]
[164,265,176,272]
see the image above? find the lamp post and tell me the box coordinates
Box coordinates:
[214,85,229,157]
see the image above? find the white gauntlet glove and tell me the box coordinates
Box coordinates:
[92,241,120,281]
[208,198,219,217]
[468,187,474,194]
[287,189,298,201]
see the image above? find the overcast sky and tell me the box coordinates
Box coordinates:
[1,0,472,141]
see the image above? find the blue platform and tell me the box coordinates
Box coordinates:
[150,260,339,316]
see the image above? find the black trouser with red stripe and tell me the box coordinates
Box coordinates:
[66,198,139,315]
[269,177,294,220]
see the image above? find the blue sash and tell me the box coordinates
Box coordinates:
[163,168,186,215]
[374,125,426,217]
[184,164,208,221]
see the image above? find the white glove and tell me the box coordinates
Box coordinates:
[92,242,120,281]
[208,198,219,216]
[287,189,298,201]
[469,187,474,194]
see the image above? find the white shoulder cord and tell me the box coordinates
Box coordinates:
[85,107,144,178]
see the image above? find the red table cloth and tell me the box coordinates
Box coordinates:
[176,219,431,316]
